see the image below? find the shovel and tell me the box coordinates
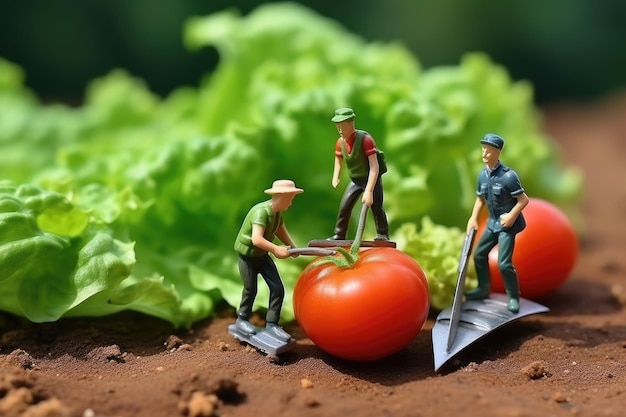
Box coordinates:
[431,228,549,372]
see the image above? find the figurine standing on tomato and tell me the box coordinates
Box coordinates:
[465,134,529,313]
[328,108,389,241]
[233,179,303,341]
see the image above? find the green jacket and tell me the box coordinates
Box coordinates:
[234,200,282,257]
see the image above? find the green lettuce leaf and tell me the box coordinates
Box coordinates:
[0,183,197,326]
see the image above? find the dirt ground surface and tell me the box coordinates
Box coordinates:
[1,94,626,417]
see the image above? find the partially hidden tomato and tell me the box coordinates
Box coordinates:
[293,247,430,361]
[476,198,579,299]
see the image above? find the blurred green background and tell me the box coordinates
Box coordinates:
[1,0,624,105]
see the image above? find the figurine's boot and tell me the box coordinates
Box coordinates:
[265,322,291,342]
[502,273,520,314]
[465,270,490,300]
[327,214,348,240]
[235,317,257,335]
[506,298,520,314]
[465,284,490,300]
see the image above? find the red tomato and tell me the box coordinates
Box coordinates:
[476,198,579,299]
[293,247,430,361]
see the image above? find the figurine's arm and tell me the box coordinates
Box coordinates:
[500,192,529,228]
[467,196,485,233]
[275,223,299,258]
[361,153,379,207]
[332,155,342,188]
[251,224,290,259]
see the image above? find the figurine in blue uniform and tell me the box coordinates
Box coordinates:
[465,134,529,313]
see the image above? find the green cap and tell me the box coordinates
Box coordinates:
[331,107,356,122]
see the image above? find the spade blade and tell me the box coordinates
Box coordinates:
[432,294,549,372]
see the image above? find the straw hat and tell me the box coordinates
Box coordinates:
[264,179,304,195]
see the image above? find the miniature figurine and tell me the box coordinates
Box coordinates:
[432,135,546,371]
[328,107,389,241]
[465,134,529,313]
[230,179,303,352]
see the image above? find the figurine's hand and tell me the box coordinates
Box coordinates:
[361,191,374,207]
[273,246,291,259]
[287,245,300,258]
[466,219,478,234]
[332,177,340,188]
[500,212,516,228]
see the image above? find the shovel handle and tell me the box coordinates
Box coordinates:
[351,203,369,251]
[446,227,477,351]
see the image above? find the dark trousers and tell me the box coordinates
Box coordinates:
[474,229,520,298]
[237,254,284,324]
[333,176,389,238]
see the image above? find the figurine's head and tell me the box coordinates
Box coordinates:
[480,134,504,168]
[480,133,505,151]
[331,107,356,123]
[332,108,356,138]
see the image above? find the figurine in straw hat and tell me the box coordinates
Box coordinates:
[233,179,303,340]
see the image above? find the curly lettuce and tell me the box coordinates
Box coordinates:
[392,217,478,310]
[0,183,188,325]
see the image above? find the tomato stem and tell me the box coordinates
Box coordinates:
[308,246,357,269]
[309,206,368,269]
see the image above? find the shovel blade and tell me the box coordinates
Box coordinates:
[432,293,549,372]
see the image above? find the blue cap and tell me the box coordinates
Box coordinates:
[480,133,504,150]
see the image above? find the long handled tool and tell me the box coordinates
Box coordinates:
[351,202,369,252]
[432,227,549,372]
[446,227,477,351]
[288,247,336,256]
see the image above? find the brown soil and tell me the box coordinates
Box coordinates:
[1,94,626,417]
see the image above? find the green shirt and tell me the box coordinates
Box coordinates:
[234,200,283,257]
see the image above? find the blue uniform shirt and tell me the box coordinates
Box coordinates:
[476,161,526,234]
